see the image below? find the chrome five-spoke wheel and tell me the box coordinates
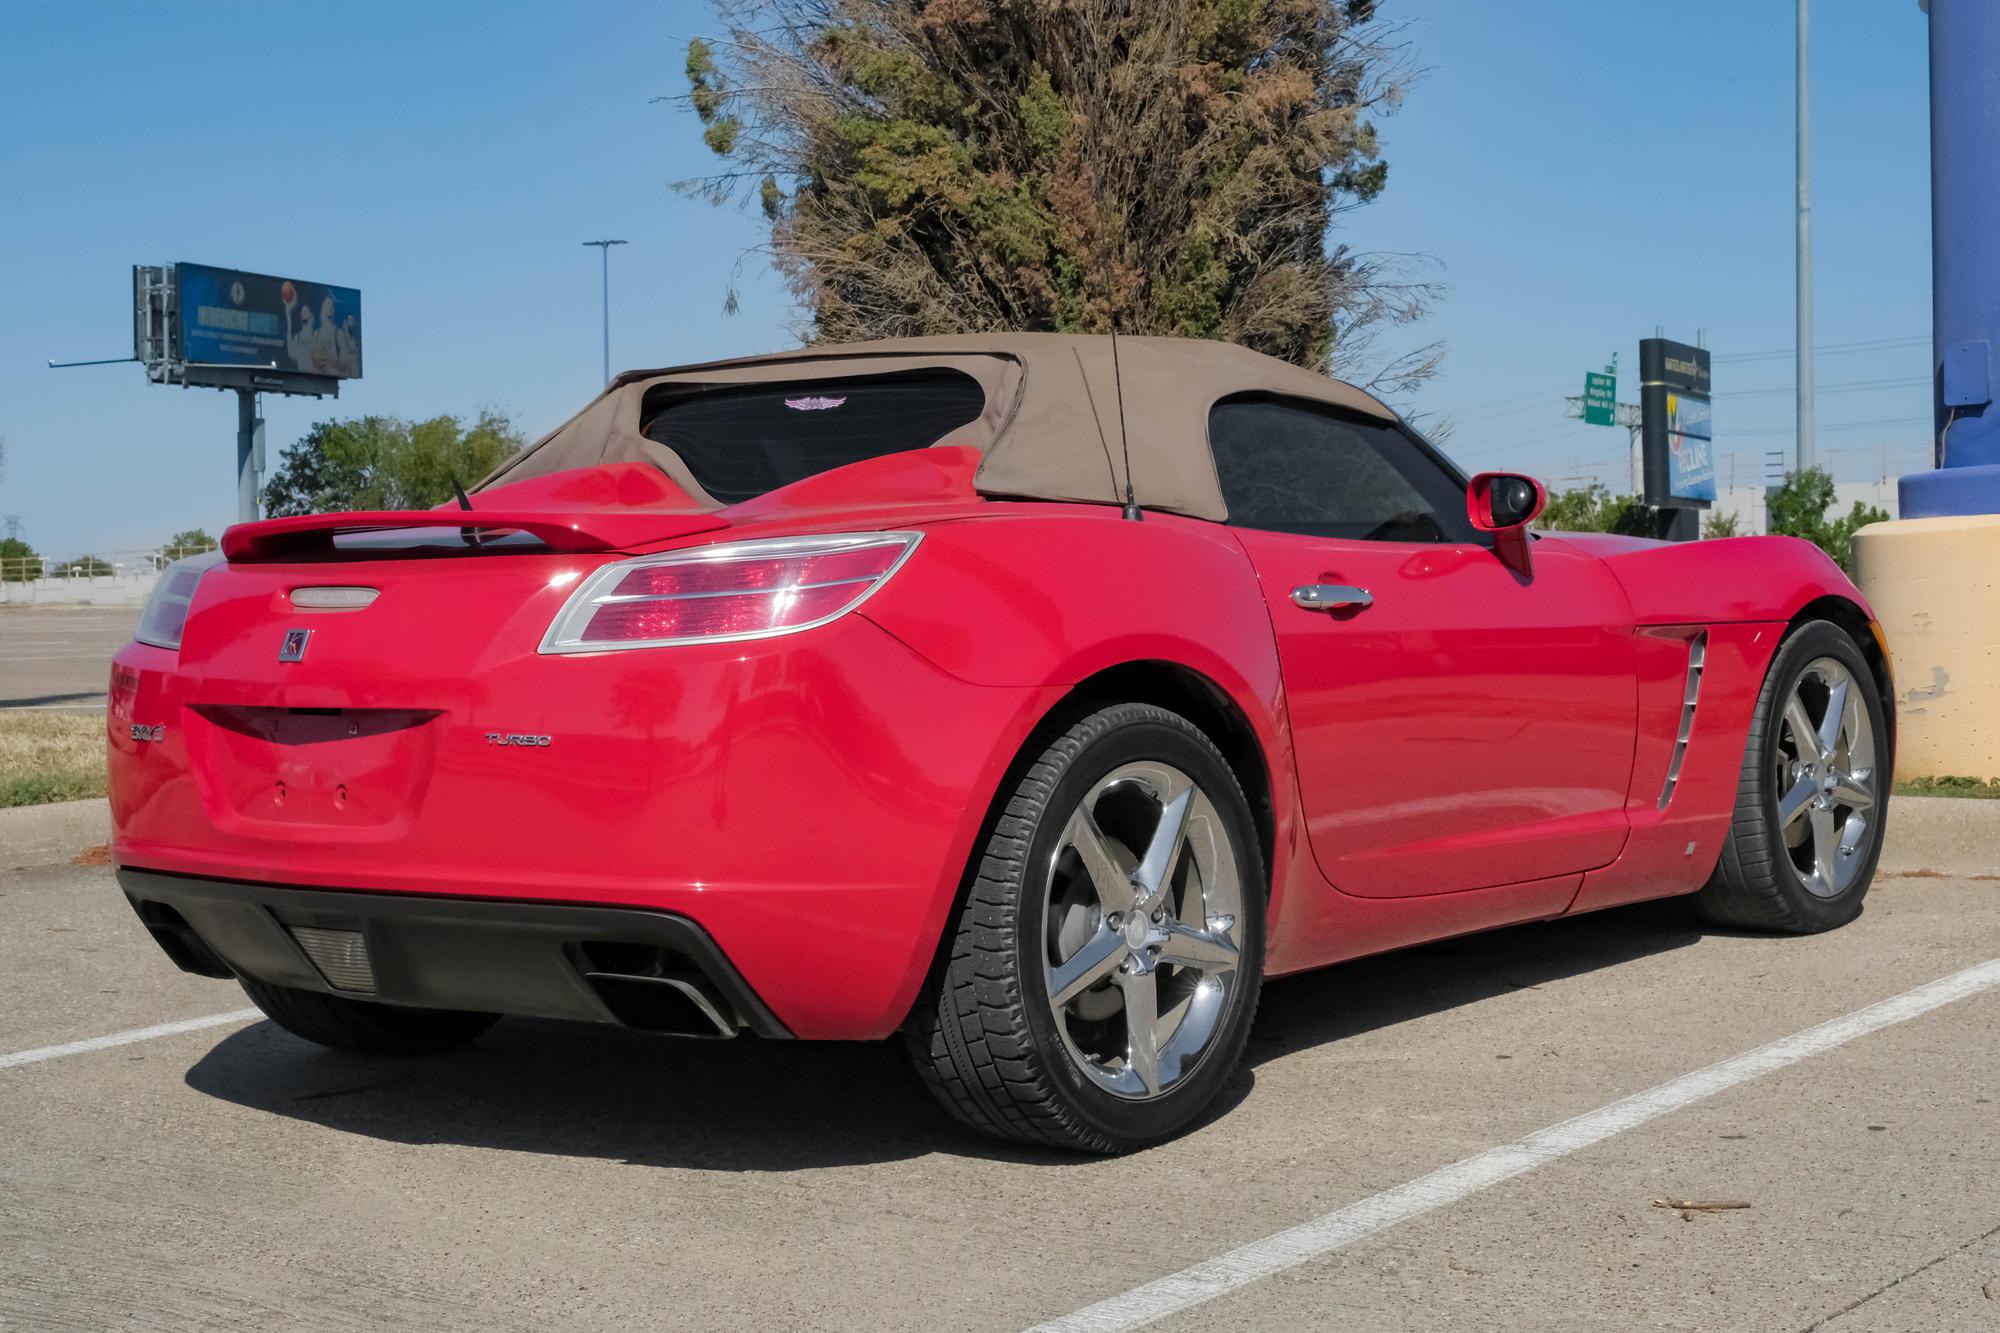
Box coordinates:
[1698,619,1889,934]
[1043,762,1244,1100]
[907,701,1265,1152]
[1774,657,1877,898]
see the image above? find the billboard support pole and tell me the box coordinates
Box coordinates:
[235,389,262,524]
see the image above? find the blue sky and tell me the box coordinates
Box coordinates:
[0,1,1932,559]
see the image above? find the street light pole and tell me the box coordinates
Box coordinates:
[580,239,624,382]
[1796,0,1816,474]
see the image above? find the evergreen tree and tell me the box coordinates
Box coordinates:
[682,0,1435,388]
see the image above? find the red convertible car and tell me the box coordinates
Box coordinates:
[111,335,1893,1152]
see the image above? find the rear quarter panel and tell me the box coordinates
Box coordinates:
[864,508,1282,696]
[857,507,1336,966]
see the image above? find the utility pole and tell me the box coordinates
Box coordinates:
[1796,0,1816,473]
[584,237,628,384]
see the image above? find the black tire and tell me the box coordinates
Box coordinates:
[1695,619,1890,933]
[904,702,1266,1154]
[239,977,499,1056]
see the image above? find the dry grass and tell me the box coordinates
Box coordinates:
[1895,775,2000,800]
[0,710,108,807]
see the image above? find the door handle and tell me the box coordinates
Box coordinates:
[1292,584,1374,611]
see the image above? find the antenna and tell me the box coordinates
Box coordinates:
[1110,330,1140,522]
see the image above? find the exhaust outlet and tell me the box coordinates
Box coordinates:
[582,973,737,1037]
[572,941,739,1037]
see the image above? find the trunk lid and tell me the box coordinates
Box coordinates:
[170,550,602,833]
[170,452,990,834]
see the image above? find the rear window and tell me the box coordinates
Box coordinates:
[641,369,986,505]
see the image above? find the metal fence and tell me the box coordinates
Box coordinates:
[0,546,217,604]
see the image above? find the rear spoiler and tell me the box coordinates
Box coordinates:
[220,510,728,561]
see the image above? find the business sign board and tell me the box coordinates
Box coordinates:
[177,263,362,379]
[1664,392,1714,502]
[133,263,357,398]
[1640,338,1714,507]
[1582,367,1617,426]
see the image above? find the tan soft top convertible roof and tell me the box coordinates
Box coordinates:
[482,333,1401,523]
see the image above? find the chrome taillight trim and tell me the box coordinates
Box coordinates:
[538,531,922,654]
[591,575,877,605]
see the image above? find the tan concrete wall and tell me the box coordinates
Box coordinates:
[1851,513,2000,781]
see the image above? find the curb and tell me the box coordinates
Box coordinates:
[1,798,110,870]
[1879,794,2000,880]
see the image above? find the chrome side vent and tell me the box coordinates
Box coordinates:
[1656,632,1709,811]
[290,926,377,992]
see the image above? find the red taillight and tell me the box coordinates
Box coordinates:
[541,533,919,652]
[134,551,224,651]
[110,665,140,723]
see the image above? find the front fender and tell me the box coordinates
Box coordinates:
[1551,533,1874,625]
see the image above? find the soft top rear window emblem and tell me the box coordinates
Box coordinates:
[784,395,846,412]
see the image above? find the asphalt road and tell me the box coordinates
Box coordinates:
[0,606,137,708]
[2,801,1996,1331]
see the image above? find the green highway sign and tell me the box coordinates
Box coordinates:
[1583,366,1617,426]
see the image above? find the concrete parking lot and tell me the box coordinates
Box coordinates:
[1,797,1995,1331]
[0,605,137,708]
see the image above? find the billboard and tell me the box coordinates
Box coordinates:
[1640,338,1713,507]
[176,262,362,380]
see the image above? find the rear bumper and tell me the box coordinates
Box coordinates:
[119,868,792,1039]
[110,608,1064,1039]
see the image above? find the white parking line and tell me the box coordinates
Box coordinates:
[0,1008,262,1071]
[1030,958,2000,1333]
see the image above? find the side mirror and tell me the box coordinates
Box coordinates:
[1466,472,1546,577]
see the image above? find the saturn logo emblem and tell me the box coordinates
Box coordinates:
[279,628,312,662]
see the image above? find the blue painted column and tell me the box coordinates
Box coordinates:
[1908,0,2000,515]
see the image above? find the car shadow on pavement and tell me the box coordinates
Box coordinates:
[182,896,1707,1170]
[1248,896,1705,1066]
[184,1019,1050,1171]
